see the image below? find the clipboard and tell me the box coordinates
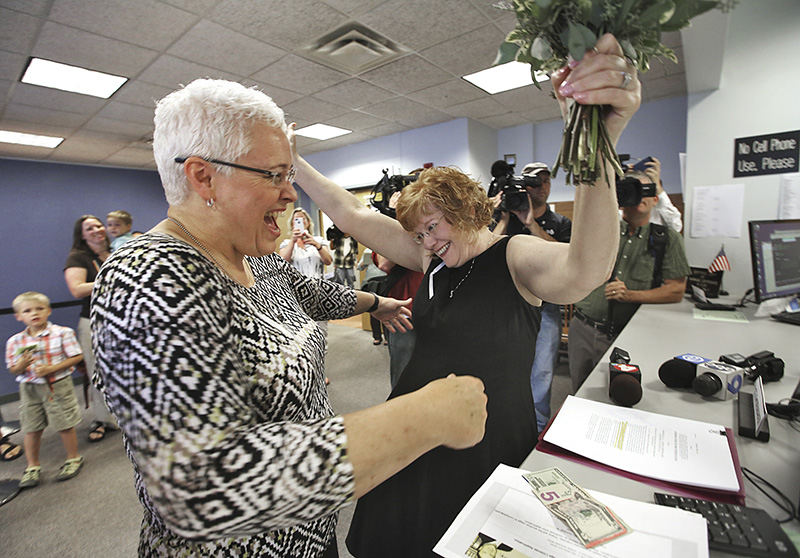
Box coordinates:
[535,405,746,506]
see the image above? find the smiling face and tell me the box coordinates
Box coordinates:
[81,218,107,246]
[210,123,297,258]
[414,208,473,268]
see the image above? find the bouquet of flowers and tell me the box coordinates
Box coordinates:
[495,0,735,185]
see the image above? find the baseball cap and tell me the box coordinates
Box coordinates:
[521,162,550,176]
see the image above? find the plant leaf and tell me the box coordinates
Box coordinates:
[530,36,554,60]
[494,41,521,66]
[567,21,596,61]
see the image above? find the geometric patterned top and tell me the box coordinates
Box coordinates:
[91,233,356,556]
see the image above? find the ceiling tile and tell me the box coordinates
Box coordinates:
[358,55,451,95]
[0,49,27,82]
[420,23,507,77]
[167,19,285,77]
[10,83,107,114]
[240,80,304,107]
[0,117,76,138]
[83,116,154,140]
[0,0,51,16]
[0,7,40,54]
[252,54,349,95]
[102,146,157,168]
[642,76,687,103]
[477,112,531,130]
[283,96,349,127]
[362,96,452,129]
[113,81,174,109]
[320,0,387,16]
[0,142,55,159]
[3,102,89,128]
[361,121,409,138]
[325,110,391,132]
[161,0,222,15]
[96,101,159,126]
[445,97,508,120]
[358,0,488,51]
[34,22,158,77]
[50,131,130,163]
[492,85,554,111]
[48,0,196,50]
[208,0,349,52]
[407,79,485,109]
[311,79,395,110]
[136,54,242,89]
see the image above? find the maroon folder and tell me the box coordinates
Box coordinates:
[535,410,746,506]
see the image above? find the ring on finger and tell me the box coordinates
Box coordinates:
[620,71,632,89]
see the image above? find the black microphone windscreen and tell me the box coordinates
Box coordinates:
[658,359,697,388]
[609,374,643,407]
[491,160,512,178]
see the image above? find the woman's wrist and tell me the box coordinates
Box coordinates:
[367,293,380,313]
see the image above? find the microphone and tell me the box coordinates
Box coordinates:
[692,361,744,400]
[609,362,643,407]
[658,353,711,388]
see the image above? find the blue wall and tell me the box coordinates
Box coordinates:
[1,158,164,397]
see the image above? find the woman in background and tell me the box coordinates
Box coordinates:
[280,207,332,278]
[63,215,116,442]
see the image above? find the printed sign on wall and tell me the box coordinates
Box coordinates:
[734,130,799,177]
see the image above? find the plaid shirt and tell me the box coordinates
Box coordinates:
[332,236,358,269]
[5,322,82,384]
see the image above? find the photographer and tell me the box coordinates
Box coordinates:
[328,224,359,288]
[568,169,690,393]
[631,156,683,232]
[490,162,571,432]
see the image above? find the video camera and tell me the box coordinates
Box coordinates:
[370,169,419,219]
[616,175,657,207]
[487,160,542,213]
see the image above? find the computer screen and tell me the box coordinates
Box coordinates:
[748,219,800,302]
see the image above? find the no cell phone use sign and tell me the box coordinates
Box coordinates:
[734,130,799,177]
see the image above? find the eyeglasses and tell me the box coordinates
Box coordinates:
[413,218,441,245]
[174,157,296,186]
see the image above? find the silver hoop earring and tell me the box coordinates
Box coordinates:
[206,198,215,209]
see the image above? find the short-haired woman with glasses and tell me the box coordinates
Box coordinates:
[91,78,489,558]
[294,33,642,558]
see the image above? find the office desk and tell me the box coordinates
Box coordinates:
[521,299,799,554]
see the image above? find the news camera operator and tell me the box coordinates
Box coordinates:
[568,169,690,393]
[490,162,572,432]
[628,155,683,232]
[370,171,424,389]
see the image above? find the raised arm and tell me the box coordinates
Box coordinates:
[507,34,641,304]
[292,156,424,272]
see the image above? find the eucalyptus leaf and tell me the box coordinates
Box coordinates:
[494,41,521,66]
[535,0,553,9]
[530,37,554,60]
[567,21,596,61]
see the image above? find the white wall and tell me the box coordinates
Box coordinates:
[684,0,800,297]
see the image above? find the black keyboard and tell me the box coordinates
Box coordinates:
[654,492,798,557]
[772,311,800,326]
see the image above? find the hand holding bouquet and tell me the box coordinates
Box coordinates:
[496,0,733,185]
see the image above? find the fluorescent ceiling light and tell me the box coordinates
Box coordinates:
[21,58,127,98]
[462,61,549,94]
[295,123,352,140]
[0,130,63,148]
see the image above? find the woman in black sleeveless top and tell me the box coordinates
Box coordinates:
[293,33,641,557]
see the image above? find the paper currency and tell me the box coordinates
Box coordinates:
[522,467,630,548]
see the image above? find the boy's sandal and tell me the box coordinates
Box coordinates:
[0,440,23,461]
[373,339,382,345]
[19,466,41,488]
[56,456,84,481]
[88,421,107,443]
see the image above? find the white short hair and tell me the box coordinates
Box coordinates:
[153,79,288,205]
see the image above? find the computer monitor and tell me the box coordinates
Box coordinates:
[748,219,800,303]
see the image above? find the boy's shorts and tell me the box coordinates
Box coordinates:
[19,377,82,433]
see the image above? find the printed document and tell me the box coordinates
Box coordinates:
[435,463,708,558]
[543,396,739,492]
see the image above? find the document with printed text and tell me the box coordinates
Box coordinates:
[542,396,739,492]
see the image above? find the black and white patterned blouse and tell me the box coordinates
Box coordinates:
[91,233,356,557]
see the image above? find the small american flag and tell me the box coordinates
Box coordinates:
[708,245,731,273]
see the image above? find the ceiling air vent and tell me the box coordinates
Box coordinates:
[299,23,409,75]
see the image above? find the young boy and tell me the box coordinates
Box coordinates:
[106,210,134,251]
[5,292,85,488]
